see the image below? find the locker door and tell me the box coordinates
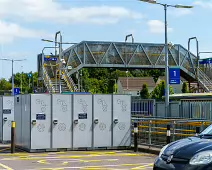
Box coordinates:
[113,95,131,147]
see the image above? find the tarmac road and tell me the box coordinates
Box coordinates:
[0,150,157,170]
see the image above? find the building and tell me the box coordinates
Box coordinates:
[117,77,156,96]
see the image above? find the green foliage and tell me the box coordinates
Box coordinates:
[0,68,165,94]
[151,80,174,100]
[140,83,150,99]
[0,78,12,90]
[182,82,189,93]
[0,72,38,94]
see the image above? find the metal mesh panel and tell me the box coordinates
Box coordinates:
[84,44,96,64]
[102,44,124,64]
[143,45,164,65]
[67,49,81,68]
[86,43,109,64]
[129,45,151,65]
[75,44,84,63]
[115,44,137,64]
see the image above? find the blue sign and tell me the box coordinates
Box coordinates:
[36,114,46,120]
[169,67,180,84]
[14,88,21,95]
[28,73,32,78]
[44,57,57,61]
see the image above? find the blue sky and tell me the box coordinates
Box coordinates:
[0,0,211,79]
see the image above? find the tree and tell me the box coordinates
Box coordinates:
[140,83,150,99]
[151,80,174,100]
[0,78,12,90]
[182,82,189,93]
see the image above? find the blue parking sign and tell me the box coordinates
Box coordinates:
[14,88,20,95]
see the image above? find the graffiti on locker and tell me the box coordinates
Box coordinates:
[99,123,106,131]
[57,99,67,112]
[78,113,87,119]
[6,100,14,110]
[78,99,88,112]
[3,109,11,114]
[79,123,86,131]
[118,122,126,131]
[36,113,46,120]
[7,121,11,127]
[58,123,66,131]
[97,98,108,112]
[117,99,127,112]
[35,99,47,112]
[37,124,45,132]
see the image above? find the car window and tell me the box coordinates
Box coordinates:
[200,124,212,135]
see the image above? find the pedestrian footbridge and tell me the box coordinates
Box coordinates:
[39,41,212,93]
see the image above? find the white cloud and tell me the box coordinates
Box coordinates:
[0,0,143,25]
[170,8,192,17]
[0,20,53,43]
[147,20,173,34]
[193,1,212,8]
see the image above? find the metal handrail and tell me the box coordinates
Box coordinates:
[64,69,78,92]
[62,72,73,92]
[43,66,56,93]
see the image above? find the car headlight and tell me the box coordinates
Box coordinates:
[190,151,212,165]
[159,144,169,157]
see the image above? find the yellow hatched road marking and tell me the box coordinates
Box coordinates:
[131,163,153,169]
[0,163,13,170]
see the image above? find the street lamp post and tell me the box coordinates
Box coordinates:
[0,58,26,96]
[126,70,129,94]
[125,34,134,66]
[21,66,23,94]
[110,79,117,94]
[139,0,193,117]
[125,34,134,95]
[188,37,199,92]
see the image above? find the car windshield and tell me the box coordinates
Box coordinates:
[199,124,212,135]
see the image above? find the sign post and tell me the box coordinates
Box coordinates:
[169,67,180,84]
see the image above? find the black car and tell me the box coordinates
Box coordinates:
[153,125,212,170]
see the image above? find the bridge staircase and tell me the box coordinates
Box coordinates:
[42,55,78,93]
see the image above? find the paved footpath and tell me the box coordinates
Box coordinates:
[0,150,157,170]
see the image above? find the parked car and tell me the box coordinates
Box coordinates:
[153,124,212,170]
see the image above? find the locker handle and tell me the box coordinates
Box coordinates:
[74,120,78,124]
[94,119,99,124]
[32,120,36,125]
[3,117,7,121]
[53,120,58,124]
[114,119,119,124]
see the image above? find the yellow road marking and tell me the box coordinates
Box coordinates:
[122,164,141,166]
[37,160,50,164]
[80,160,101,163]
[0,163,13,170]
[131,163,153,169]
[40,168,64,170]
[62,161,69,165]
[80,166,102,170]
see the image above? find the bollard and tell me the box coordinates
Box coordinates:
[134,122,138,152]
[196,127,200,136]
[167,124,171,144]
[11,121,15,153]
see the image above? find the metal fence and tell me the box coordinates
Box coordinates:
[131,117,212,148]
[131,98,212,119]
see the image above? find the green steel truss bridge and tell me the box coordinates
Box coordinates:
[40,41,212,93]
